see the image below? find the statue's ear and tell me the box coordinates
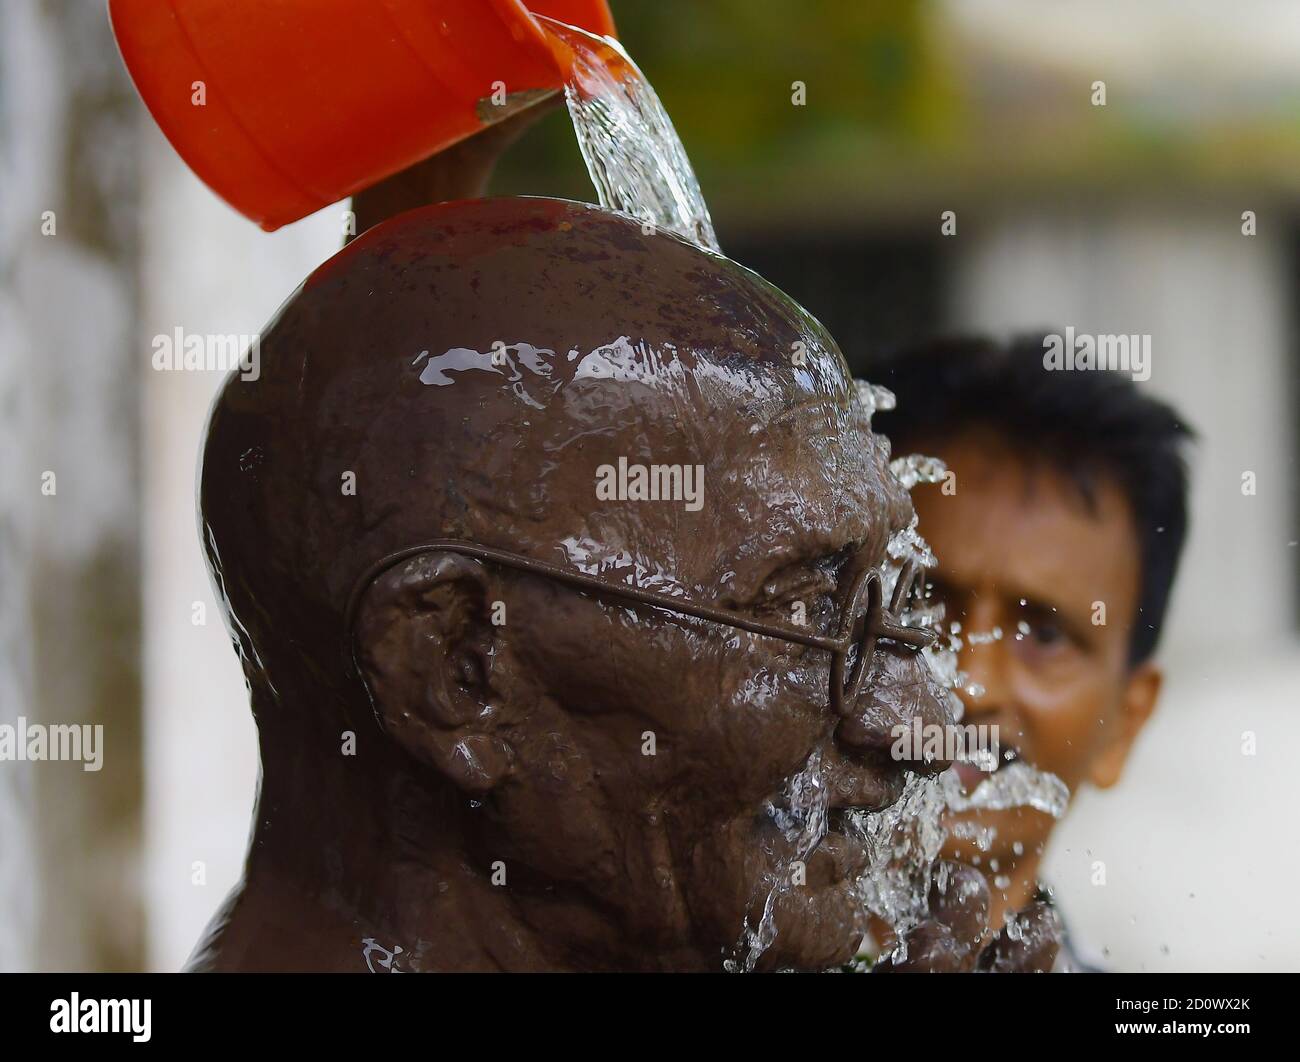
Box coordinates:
[353,552,511,795]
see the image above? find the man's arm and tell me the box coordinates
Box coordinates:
[347,93,563,241]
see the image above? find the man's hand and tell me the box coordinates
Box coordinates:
[348,93,564,241]
[872,861,1062,973]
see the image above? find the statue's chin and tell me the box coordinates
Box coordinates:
[749,883,867,972]
[744,830,870,972]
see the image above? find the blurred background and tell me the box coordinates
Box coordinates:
[1,0,1296,971]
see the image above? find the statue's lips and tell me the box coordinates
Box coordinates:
[806,772,905,888]
[795,747,911,886]
[825,754,908,814]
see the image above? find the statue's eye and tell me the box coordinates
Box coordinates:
[760,568,832,609]
[752,548,853,628]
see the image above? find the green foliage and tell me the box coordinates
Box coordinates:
[493,0,948,203]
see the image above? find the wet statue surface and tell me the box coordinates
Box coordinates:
[190,197,1052,972]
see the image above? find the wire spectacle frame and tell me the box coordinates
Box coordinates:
[345,540,935,717]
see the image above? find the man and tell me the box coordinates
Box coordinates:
[186,197,1063,971]
[869,334,1193,970]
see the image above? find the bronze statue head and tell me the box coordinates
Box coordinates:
[193,197,954,972]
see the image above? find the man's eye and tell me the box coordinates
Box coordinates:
[927,585,962,623]
[1017,612,1078,653]
[1031,621,1065,646]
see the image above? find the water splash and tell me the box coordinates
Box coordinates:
[942,761,1070,818]
[890,452,949,491]
[726,749,831,972]
[536,16,720,253]
[854,380,896,420]
[845,772,949,940]
[836,761,1070,970]
[885,517,936,572]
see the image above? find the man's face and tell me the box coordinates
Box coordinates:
[907,430,1158,867]
[462,353,953,971]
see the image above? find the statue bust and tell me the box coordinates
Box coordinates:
[187,197,970,972]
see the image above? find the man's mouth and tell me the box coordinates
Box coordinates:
[952,742,1021,794]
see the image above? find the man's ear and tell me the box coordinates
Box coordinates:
[353,552,512,795]
[1088,661,1161,789]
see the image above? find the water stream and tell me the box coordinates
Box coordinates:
[535,15,720,253]
[727,749,833,973]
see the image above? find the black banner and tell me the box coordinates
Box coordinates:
[0,971,1288,1048]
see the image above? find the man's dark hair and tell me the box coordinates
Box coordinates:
[868,334,1193,665]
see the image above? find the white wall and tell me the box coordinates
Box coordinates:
[0,4,44,970]
[140,126,338,971]
[2,0,144,972]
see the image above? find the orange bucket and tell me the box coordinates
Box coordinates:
[108,0,616,231]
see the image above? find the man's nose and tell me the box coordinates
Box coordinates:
[834,642,957,774]
[955,618,1009,722]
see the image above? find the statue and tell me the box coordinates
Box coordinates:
[188,197,1056,971]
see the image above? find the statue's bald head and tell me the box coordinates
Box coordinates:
[201,198,893,717]
[198,197,949,971]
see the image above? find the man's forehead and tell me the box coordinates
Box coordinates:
[915,434,1140,611]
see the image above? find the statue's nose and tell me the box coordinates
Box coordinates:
[834,643,957,774]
